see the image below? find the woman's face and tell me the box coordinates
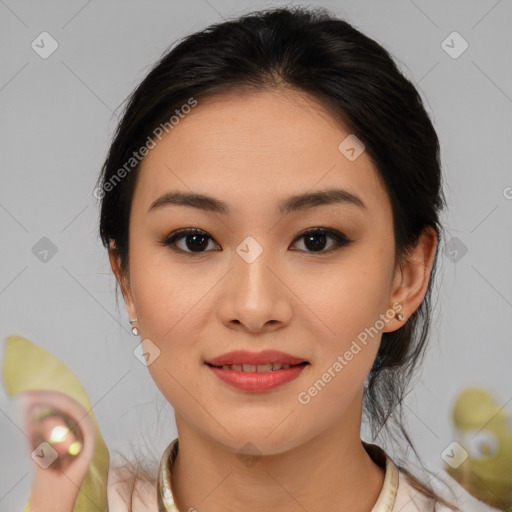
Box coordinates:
[115,89,410,454]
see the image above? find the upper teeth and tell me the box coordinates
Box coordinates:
[220,363,292,371]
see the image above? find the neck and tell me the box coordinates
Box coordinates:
[169,389,385,512]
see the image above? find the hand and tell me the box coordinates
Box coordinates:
[18,390,97,512]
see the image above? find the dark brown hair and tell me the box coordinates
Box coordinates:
[97,5,458,510]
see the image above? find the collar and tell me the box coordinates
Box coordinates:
[157,438,399,512]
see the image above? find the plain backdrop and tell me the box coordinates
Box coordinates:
[1,0,511,510]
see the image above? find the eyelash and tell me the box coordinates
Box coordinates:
[159,227,353,255]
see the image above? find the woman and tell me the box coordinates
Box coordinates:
[15,5,501,511]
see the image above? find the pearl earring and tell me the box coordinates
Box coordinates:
[129,318,139,336]
[396,308,405,322]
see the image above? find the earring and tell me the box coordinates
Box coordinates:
[129,318,139,336]
[396,307,405,322]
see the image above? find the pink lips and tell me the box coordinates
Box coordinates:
[204,349,308,367]
[206,364,308,392]
[204,350,309,393]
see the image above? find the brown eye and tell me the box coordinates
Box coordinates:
[161,228,219,254]
[291,228,352,253]
[160,227,352,255]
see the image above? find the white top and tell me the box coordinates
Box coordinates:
[106,438,501,512]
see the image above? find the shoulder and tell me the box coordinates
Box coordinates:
[106,462,159,512]
[395,468,502,512]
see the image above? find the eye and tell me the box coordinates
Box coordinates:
[160,227,352,255]
[290,228,352,253]
[160,228,219,254]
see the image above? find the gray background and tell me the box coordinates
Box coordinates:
[1,0,511,509]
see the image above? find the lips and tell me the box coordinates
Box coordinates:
[204,349,309,367]
[206,360,309,392]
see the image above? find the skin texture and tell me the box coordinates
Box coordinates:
[109,88,438,512]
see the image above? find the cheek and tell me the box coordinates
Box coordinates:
[126,250,210,408]
[293,259,391,424]
[307,248,394,342]
[302,247,394,400]
[128,239,204,341]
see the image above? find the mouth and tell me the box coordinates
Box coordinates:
[205,361,310,372]
[204,358,310,393]
[204,349,310,371]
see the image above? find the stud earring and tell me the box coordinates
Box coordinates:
[129,318,139,336]
[396,307,405,322]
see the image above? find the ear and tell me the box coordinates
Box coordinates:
[383,226,438,332]
[108,240,137,320]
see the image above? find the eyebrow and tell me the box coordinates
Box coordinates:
[147,188,367,215]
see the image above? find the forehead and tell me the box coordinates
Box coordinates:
[135,89,389,217]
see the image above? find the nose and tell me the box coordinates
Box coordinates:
[218,246,293,333]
